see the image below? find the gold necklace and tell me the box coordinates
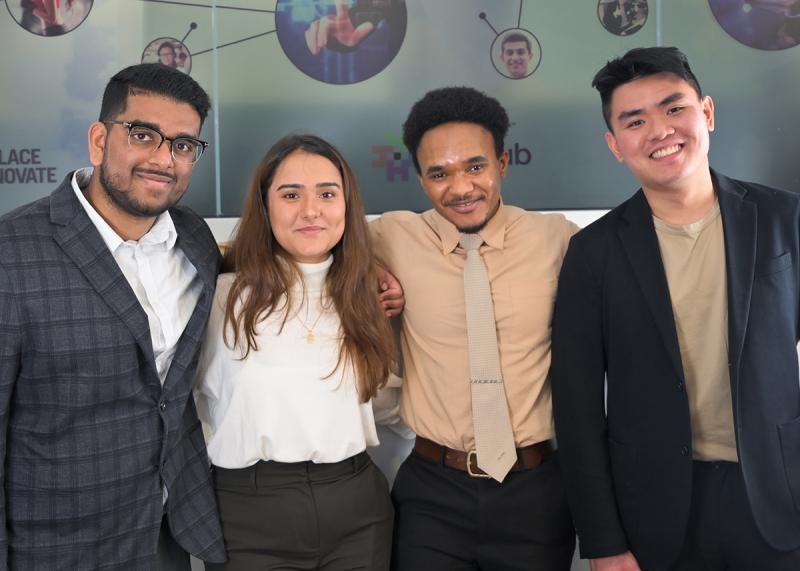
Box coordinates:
[297,302,325,344]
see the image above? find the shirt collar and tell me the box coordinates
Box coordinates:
[72,167,178,252]
[429,201,507,255]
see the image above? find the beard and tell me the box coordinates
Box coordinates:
[98,159,184,219]
[456,219,490,234]
[449,194,500,234]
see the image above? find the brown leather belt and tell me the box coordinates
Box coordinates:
[413,436,554,478]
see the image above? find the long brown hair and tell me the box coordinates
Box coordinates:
[222,134,394,402]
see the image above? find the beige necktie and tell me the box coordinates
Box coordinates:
[459,233,517,482]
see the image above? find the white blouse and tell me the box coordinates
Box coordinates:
[194,256,381,469]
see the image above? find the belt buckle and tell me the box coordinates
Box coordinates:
[466,450,492,478]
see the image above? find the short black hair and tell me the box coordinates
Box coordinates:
[501,32,531,54]
[98,63,211,126]
[592,46,702,130]
[402,86,510,174]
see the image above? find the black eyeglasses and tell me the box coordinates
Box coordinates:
[103,120,208,164]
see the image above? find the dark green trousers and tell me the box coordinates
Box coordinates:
[208,452,393,571]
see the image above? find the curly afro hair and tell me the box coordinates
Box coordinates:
[402,86,510,174]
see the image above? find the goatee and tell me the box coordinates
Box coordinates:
[98,161,181,219]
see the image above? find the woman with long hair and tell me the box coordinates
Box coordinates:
[195,134,396,570]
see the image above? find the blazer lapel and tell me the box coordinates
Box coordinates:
[715,171,757,384]
[50,174,159,381]
[162,213,217,390]
[618,190,686,383]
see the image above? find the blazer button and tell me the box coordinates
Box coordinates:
[681,445,689,456]
[159,401,167,411]
[677,382,684,390]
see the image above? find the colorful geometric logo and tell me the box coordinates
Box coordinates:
[371,133,414,182]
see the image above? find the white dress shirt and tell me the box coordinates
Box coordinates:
[72,168,201,385]
[195,256,382,469]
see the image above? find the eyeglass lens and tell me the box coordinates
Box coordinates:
[128,125,202,163]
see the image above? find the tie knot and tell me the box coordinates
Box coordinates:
[459,234,483,252]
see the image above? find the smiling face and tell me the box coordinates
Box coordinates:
[604,72,715,196]
[502,40,532,78]
[416,121,508,233]
[267,150,346,264]
[87,92,201,235]
[158,45,176,66]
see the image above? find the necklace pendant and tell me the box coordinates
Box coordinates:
[306,332,315,344]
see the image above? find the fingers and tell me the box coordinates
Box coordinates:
[350,21,375,45]
[379,286,405,318]
[381,299,403,318]
[334,0,349,20]
[376,263,405,317]
[305,19,321,54]
[317,15,332,52]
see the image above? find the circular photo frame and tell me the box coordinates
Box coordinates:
[5,0,93,37]
[275,0,407,85]
[491,28,542,80]
[709,0,800,50]
[142,37,193,75]
[597,0,649,37]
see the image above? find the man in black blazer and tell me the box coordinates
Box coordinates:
[0,64,225,569]
[551,47,800,571]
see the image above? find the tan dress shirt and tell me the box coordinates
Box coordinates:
[370,205,577,451]
[654,202,738,462]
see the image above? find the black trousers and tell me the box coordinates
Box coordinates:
[208,452,393,571]
[391,449,575,571]
[670,461,800,571]
[157,515,191,571]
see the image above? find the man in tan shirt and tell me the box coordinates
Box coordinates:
[551,47,800,571]
[371,86,577,570]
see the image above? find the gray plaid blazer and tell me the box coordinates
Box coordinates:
[0,174,225,569]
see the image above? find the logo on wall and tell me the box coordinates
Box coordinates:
[370,137,533,183]
[371,137,414,182]
[0,148,58,185]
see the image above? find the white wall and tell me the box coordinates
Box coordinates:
[204,210,607,245]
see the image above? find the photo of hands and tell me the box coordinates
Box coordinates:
[5,0,92,37]
[277,0,407,84]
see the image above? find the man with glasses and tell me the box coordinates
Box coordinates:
[0,63,225,569]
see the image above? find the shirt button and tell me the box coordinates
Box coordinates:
[681,446,689,456]
[677,382,684,390]
[159,401,167,411]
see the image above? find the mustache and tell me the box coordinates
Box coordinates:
[134,168,176,182]
[444,194,482,207]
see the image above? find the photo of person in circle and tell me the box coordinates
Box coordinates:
[491,29,541,80]
[501,32,533,78]
[141,37,193,74]
[710,0,800,50]
[276,0,407,85]
[158,41,179,68]
[6,0,93,37]
[597,0,648,36]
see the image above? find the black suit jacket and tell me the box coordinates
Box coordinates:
[0,174,225,569]
[551,170,800,571]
